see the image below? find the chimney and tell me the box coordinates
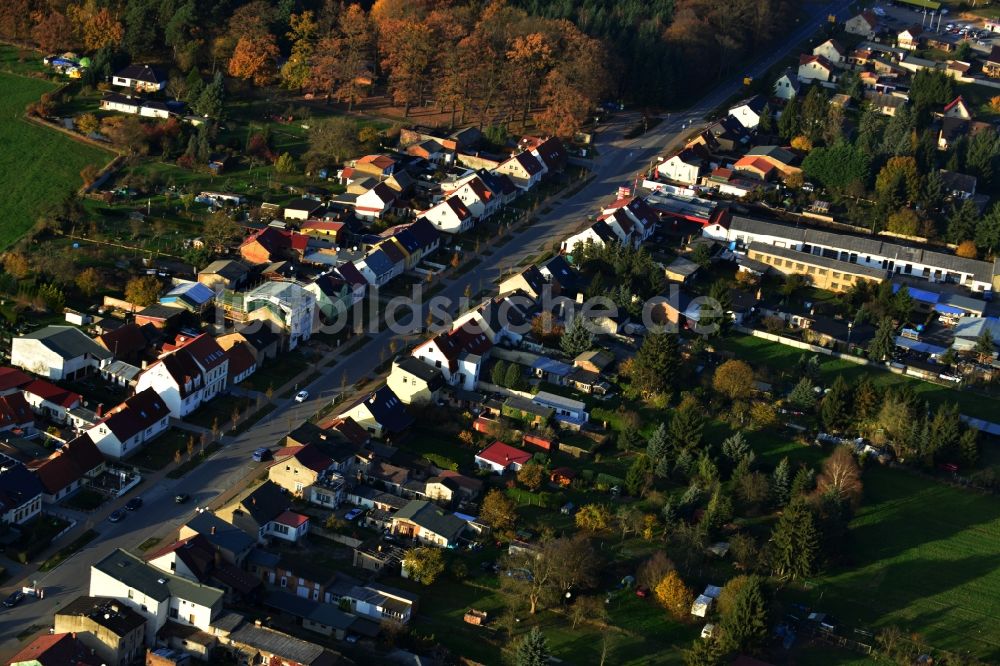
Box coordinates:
[211,526,217,535]
[96,403,104,418]
[254,619,263,628]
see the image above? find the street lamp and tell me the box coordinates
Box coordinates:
[847,320,854,350]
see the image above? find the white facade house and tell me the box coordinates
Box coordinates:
[773,70,801,100]
[657,151,704,185]
[345,584,417,625]
[355,182,396,220]
[421,196,474,234]
[411,324,492,392]
[812,39,846,65]
[134,334,229,419]
[90,549,223,644]
[728,95,768,130]
[703,215,998,293]
[11,326,111,380]
[111,64,167,92]
[85,388,170,460]
[445,177,498,221]
[243,281,316,350]
[798,54,836,83]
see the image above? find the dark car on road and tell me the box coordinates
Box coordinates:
[108,509,126,523]
[125,497,143,511]
[3,591,25,608]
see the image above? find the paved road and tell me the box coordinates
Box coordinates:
[0,0,852,656]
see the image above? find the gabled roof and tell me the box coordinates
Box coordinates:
[357,154,396,170]
[147,534,261,595]
[444,196,472,220]
[0,367,31,393]
[359,248,396,276]
[393,500,467,541]
[328,417,371,447]
[378,238,406,264]
[96,323,148,359]
[0,453,44,513]
[898,24,923,38]
[0,392,33,430]
[405,217,441,249]
[228,623,334,666]
[943,96,968,114]
[18,325,111,361]
[235,480,290,525]
[226,342,256,379]
[854,10,878,29]
[95,388,168,442]
[476,441,532,468]
[23,379,82,408]
[184,512,256,554]
[9,633,100,666]
[274,510,309,528]
[335,261,368,288]
[476,169,517,197]
[799,54,834,71]
[275,443,333,473]
[814,38,845,56]
[531,136,567,171]
[358,385,413,433]
[241,227,308,258]
[730,94,768,114]
[300,220,345,234]
[170,333,228,372]
[391,228,422,254]
[393,356,446,389]
[734,156,776,176]
[503,151,544,176]
[939,169,977,193]
[161,282,215,308]
[746,145,798,166]
[200,259,249,281]
[114,63,165,84]
[284,198,325,213]
[32,433,104,495]
[93,548,224,608]
[365,182,397,205]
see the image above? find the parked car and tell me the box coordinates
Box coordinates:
[3,591,25,608]
[252,448,272,462]
[345,508,364,521]
[174,493,190,504]
[108,509,126,523]
[294,390,309,403]
[125,497,143,511]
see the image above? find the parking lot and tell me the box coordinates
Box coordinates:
[872,2,1000,55]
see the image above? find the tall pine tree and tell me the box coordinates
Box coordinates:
[720,575,770,655]
[669,396,705,451]
[769,499,820,580]
[516,627,550,666]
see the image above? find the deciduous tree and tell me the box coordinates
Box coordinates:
[228,32,279,86]
[480,489,516,532]
[575,503,611,532]
[654,570,694,620]
[125,275,162,306]
[517,462,544,491]
[713,360,755,402]
[816,446,863,508]
[403,546,444,584]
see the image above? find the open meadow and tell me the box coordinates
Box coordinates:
[0,71,111,249]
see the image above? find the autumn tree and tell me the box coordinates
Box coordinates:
[125,275,162,307]
[305,117,360,169]
[312,4,373,108]
[712,360,755,402]
[501,535,599,614]
[956,240,978,259]
[3,252,31,279]
[229,33,279,86]
[479,489,516,533]
[281,11,318,91]
[403,546,445,585]
[31,10,73,52]
[575,504,612,532]
[75,267,101,296]
[886,208,920,237]
[517,461,544,491]
[201,211,242,253]
[76,113,99,136]
[815,446,863,508]
[379,18,435,115]
[70,3,124,51]
[654,570,694,620]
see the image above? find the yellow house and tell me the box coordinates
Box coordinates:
[387,357,446,405]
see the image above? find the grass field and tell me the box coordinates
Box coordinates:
[720,335,998,421]
[0,72,111,249]
[791,466,1000,661]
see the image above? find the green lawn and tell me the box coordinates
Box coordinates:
[789,466,1000,661]
[720,335,998,422]
[0,71,113,250]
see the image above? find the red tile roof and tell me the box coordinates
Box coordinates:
[32,433,104,495]
[734,156,776,176]
[944,96,967,113]
[357,154,396,170]
[444,196,472,220]
[274,510,309,528]
[275,443,333,473]
[95,323,147,359]
[329,417,371,446]
[9,632,100,666]
[476,441,532,468]
[0,367,31,393]
[226,341,256,380]
[0,392,33,430]
[23,380,82,409]
[97,388,169,442]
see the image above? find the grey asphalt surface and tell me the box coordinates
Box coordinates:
[0,0,852,656]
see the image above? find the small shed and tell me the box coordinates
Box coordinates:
[464,609,488,626]
[664,256,702,284]
[691,594,714,617]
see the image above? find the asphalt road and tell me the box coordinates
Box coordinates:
[0,0,853,656]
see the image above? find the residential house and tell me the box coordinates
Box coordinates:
[493,151,544,190]
[411,323,493,391]
[134,333,228,419]
[89,548,224,644]
[741,145,801,180]
[178,512,255,566]
[299,220,345,243]
[657,147,708,185]
[528,136,568,174]
[601,196,659,245]
[354,247,400,287]
[560,221,618,254]
[53,596,146,666]
[400,217,441,265]
[733,156,777,181]
[11,325,111,380]
[986,46,1000,78]
[943,96,972,120]
[574,350,615,375]
[344,583,418,625]
[446,176,498,221]
[0,392,33,435]
[452,295,531,346]
[813,39,846,65]
[86,388,170,460]
[798,54,836,83]
[239,227,308,265]
[304,274,351,322]
[475,441,532,474]
[728,95,768,130]
[427,470,482,503]
[146,535,261,601]
[407,139,446,162]
[353,154,397,179]
[0,367,31,397]
[501,395,553,426]
[390,500,467,547]
[938,117,993,151]
[497,265,554,301]
[9,633,102,666]
[285,420,372,467]
[159,282,215,313]
[845,11,878,37]
[31,433,105,504]
[243,281,316,350]
[939,170,977,199]
[897,25,923,51]
[216,325,281,363]
[216,480,309,544]
[22,379,82,423]
[383,229,420,270]
[225,342,257,385]
[704,215,998,293]
[864,90,908,116]
[268,442,346,509]
[111,64,167,92]
[422,196,474,234]
[338,385,414,439]
[95,323,149,364]
[387,356,446,405]
[707,116,751,151]
[354,182,397,220]
[284,198,325,221]
[197,260,249,291]
[0,453,43,524]
[773,68,801,100]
